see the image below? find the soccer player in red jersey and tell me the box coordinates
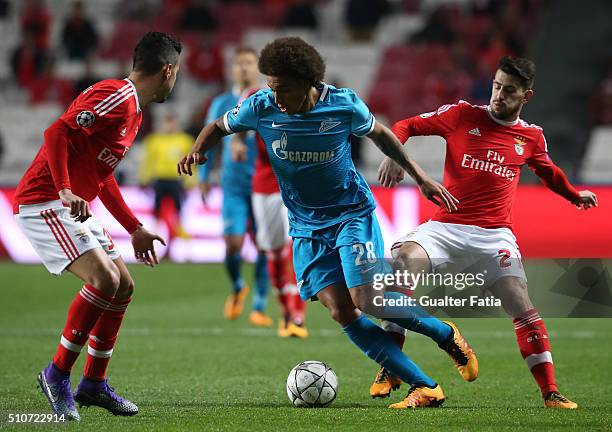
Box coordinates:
[13,32,182,420]
[373,56,597,409]
[250,131,308,338]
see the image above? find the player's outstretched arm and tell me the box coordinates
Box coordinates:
[367,122,458,212]
[178,117,230,176]
[99,176,166,267]
[527,141,598,210]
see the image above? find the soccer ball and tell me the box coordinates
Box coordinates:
[286,361,338,407]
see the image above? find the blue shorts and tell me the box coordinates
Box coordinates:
[291,212,386,301]
[222,188,255,236]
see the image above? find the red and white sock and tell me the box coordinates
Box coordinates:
[53,284,113,374]
[84,296,131,381]
[267,249,290,320]
[513,309,557,397]
[285,243,306,325]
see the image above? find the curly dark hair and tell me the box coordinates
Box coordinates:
[258,37,325,85]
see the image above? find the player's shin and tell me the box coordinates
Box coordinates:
[252,251,270,312]
[376,290,452,344]
[83,296,131,381]
[53,285,114,375]
[513,309,557,396]
[343,315,436,388]
[224,252,245,293]
[382,320,406,348]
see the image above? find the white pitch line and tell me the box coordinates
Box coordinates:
[0,328,600,339]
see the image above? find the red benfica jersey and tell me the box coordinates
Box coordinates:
[253,133,280,194]
[392,100,580,230]
[14,79,142,211]
[245,88,279,194]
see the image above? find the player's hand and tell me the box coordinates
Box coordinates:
[377,157,405,187]
[178,149,208,176]
[230,138,248,162]
[199,181,211,206]
[131,226,166,267]
[59,189,92,223]
[418,178,459,212]
[572,190,598,210]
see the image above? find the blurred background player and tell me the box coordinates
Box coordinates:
[375,56,597,409]
[13,32,181,420]
[140,113,194,240]
[249,125,308,338]
[199,47,271,326]
[179,37,477,409]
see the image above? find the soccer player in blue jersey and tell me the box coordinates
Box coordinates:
[199,47,272,326]
[180,37,478,408]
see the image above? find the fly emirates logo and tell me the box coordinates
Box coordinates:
[97,147,128,169]
[461,150,515,180]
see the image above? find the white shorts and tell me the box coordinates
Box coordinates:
[15,200,121,275]
[392,220,526,286]
[252,192,289,251]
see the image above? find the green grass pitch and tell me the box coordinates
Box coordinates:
[1,262,611,431]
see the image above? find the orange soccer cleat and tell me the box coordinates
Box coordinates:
[438,321,479,382]
[388,384,445,409]
[544,391,578,409]
[248,310,273,327]
[224,285,250,320]
[370,367,402,398]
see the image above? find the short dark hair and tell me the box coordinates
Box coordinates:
[258,37,325,85]
[133,32,182,75]
[498,56,536,89]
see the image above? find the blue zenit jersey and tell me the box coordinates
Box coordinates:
[223,83,376,231]
[199,90,257,193]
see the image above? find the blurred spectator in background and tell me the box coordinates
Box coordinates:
[117,0,156,21]
[411,6,456,45]
[0,0,10,18]
[74,57,100,94]
[20,0,51,50]
[61,1,99,60]
[187,35,224,84]
[470,59,494,105]
[478,31,512,73]
[11,29,46,88]
[283,0,318,29]
[423,57,471,108]
[345,0,390,41]
[140,114,195,238]
[28,56,74,107]
[591,62,612,125]
[180,0,218,33]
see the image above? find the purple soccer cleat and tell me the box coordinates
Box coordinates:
[74,378,139,416]
[37,363,80,421]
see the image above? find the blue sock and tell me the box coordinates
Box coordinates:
[383,291,452,344]
[252,252,269,312]
[224,252,244,293]
[343,315,436,387]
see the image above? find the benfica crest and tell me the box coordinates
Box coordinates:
[513,136,526,155]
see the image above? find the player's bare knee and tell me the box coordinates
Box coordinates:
[115,277,135,300]
[328,303,358,327]
[90,267,121,296]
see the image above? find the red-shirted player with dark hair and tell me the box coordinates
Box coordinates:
[371,56,597,409]
[250,132,308,338]
[13,32,182,421]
